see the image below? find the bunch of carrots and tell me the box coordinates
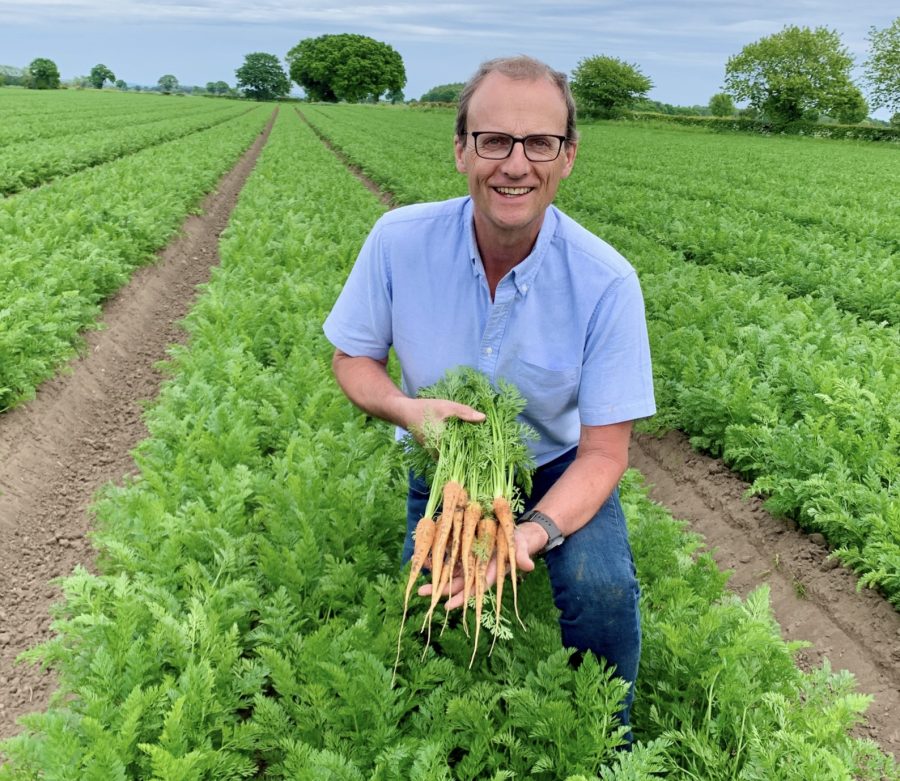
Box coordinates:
[393,367,536,681]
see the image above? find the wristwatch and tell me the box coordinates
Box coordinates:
[517,509,565,556]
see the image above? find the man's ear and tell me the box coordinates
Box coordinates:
[561,140,578,179]
[454,135,467,174]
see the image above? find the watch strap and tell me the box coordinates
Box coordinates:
[518,509,565,556]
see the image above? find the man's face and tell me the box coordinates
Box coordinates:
[454,72,577,245]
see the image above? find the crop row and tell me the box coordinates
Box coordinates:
[0,104,271,412]
[304,105,900,325]
[299,105,900,605]
[0,92,240,147]
[0,87,149,118]
[0,102,255,195]
[1,107,892,781]
[564,144,900,325]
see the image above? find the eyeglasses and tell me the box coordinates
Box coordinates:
[467,131,567,162]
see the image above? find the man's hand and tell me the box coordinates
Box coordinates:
[403,398,486,445]
[331,350,485,434]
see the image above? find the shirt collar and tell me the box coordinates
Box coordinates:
[464,198,558,296]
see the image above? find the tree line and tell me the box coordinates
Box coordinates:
[6,19,898,125]
[414,20,899,127]
[571,20,899,126]
[6,33,407,104]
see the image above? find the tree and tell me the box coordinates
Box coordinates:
[115,79,127,91]
[286,33,406,103]
[420,82,465,102]
[0,65,25,86]
[864,17,900,114]
[832,85,868,124]
[724,26,860,124]
[708,92,735,116]
[213,80,230,95]
[236,52,290,101]
[570,55,652,117]
[26,58,60,89]
[158,74,179,94]
[386,88,404,104]
[89,63,115,89]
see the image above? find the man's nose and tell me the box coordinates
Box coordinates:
[500,140,531,175]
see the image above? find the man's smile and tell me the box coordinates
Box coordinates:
[494,186,534,197]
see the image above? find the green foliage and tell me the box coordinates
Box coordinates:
[0,64,26,86]
[571,55,653,117]
[235,52,290,101]
[26,57,60,89]
[420,83,465,103]
[724,25,861,125]
[632,97,710,116]
[864,16,900,113]
[286,33,406,103]
[831,84,868,124]
[158,73,179,94]
[708,92,734,116]
[0,93,270,409]
[89,63,115,89]
[624,110,900,140]
[405,366,536,514]
[114,78,127,91]
[1,104,896,781]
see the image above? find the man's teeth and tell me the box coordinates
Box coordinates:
[495,187,532,195]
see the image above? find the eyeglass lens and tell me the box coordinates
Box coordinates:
[474,133,562,161]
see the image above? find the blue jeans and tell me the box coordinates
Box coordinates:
[402,448,641,742]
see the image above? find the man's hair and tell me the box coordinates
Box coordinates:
[455,55,578,144]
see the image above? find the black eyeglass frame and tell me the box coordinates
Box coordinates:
[465,131,568,162]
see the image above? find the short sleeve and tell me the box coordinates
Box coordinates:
[578,271,656,425]
[322,219,394,360]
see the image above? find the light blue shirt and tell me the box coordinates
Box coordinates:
[323,196,656,466]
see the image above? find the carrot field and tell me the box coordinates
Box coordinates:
[0,91,897,779]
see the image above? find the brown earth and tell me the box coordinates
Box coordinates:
[0,110,897,766]
[630,430,900,757]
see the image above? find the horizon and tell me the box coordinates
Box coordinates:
[0,1,894,119]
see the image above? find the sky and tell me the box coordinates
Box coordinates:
[0,1,895,117]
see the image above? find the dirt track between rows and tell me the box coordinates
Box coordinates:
[0,110,274,740]
[1,109,897,762]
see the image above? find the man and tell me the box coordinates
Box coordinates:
[323,55,655,740]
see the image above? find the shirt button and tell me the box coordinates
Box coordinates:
[484,346,493,355]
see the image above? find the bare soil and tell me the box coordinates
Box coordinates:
[0,110,274,740]
[0,111,897,764]
[630,430,900,756]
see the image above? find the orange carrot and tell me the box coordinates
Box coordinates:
[493,496,525,630]
[429,481,463,599]
[460,500,482,634]
[489,528,508,656]
[421,482,466,647]
[392,516,435,685]
[439,495,467,635]
[469,517,497,668]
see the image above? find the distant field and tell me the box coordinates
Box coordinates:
[0,88,270,411]
[1,103,895,781]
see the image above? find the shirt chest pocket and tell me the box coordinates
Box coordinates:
[513,358,580,422]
